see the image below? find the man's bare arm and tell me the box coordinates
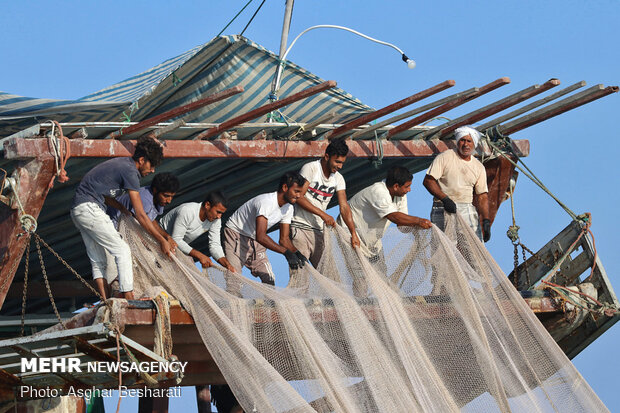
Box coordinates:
[336,190,360,248]
[278,223,297,252]
[104,196,131,216]
[474,192,489,220]
[422,175,447,199]
[385,212,432,229]
[255,216,287,254]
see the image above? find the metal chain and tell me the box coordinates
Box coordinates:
[512,244,520,289]
[520,245,532,288]
[34,236,65,329]
[518,241,573,286]
[20,237,32,337]
[34,233,104,301]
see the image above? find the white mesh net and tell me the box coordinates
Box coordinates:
[119,214,607,413]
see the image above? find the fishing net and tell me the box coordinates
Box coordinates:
[119,214,607,413]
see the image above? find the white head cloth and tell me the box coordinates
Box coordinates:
[454,126,481,147]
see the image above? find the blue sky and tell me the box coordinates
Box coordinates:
[2,1,618,411]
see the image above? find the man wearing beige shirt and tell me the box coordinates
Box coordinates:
[423,126,491,242]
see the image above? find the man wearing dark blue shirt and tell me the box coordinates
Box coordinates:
[70,137,174,300]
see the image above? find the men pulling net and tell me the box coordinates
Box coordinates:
[119,212,607,413]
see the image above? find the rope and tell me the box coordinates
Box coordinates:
[485,137,579,221]
[542,280,619,317]
[47,121,70,188]
[217,0,254,37]
[119,102,138,136]
[239,0,266,36]
[372,130,384,169]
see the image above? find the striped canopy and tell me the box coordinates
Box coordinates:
[0,36,372,139]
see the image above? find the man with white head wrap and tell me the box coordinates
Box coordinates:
[423,125,491,242]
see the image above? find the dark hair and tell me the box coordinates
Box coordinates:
[325,138,349,157]
[132,136,163,167]
[150,173,180,194]
[203,191,228,208]
[278,171,306,191]
[386,165,413,186]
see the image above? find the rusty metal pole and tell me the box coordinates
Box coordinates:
[194,80,337,140]
[323,80,456,140]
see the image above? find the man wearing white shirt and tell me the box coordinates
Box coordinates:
[342,166,432,267]
[159,191,236,272]
[291,138,359,267]
[224,171,307,285]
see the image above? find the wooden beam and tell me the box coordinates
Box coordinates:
[323,80,456,140]
[4,137,530,160]
[106,86,244,139]
[387,77,511,139]
[429,78,561,140]
[0,157,55,311]
[194,80,337,140]
[349,87,478,140]
[479,156,517,225]
[499,84,619,135]
[476,81,587,132]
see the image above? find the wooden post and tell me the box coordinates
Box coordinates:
[138,393,169,413]
[0,155,55,310]
[478,156,517,225]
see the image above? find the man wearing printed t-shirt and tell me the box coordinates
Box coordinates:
[70,137,175,300]
[291,138,359,267]
[160,191,236,273]
[423,125,490,242]
[224,171,307,285]
[342,165,432,273]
